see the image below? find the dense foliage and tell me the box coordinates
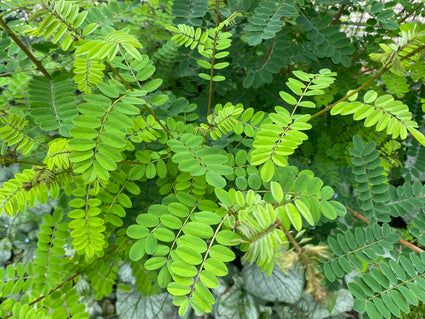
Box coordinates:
[1,0,425,318]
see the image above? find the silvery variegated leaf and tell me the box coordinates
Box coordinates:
[242,264,304,303]
[116,289,174,319]
[297,289,354,319]
[214,275,259,319]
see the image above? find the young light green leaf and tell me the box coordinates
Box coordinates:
[279,91,298,105]
[270,181,283,202]
[285,203,302,231]
[294,199,314,226]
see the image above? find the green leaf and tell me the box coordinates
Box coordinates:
[68,138,96,151]
[171,261,198,277]
[216,230,241,246]
[95,152,117,171]
[206,171,226,187]
[101,132,126,148]
[270,181,283,202]
[204,258,228,276]
[212,75,226,81]
[175,246,203,265]
[144,79,163,92]
[320,186,334,200]
[285,203,302,231]
[279,91,298,105]
[408,127,425,147]
[193,211,221,225]
[200,270,219,288]
[152,227,175,242]
[364,90,378,104]
[215,188,233,207]
[127,225,149,239]
[177,235,207,253]
[366,300,383,319]
[151,94,169,106]
[295,199,314,226]
[199,73,211,80]
[144,257,167,270]
[160,214,182,230]
[129,239,145,261]
[69,127,98,139]
[83,23,98,36]
[167,282,191,296]
[209,245,236,262]
[183,222,213,238]
[145,234,158,254]
[261,160,275,182]
[294,174,310,193]
[320,200,337,220]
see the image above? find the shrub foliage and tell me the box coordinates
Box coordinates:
[1,1,425,318]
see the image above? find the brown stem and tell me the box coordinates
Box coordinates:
[347,206,424,254]
[276,219,303,255]
[0,17,51,79]
[330,4,346,26]
[399,2,423,24]
[262,47,272,65]
[1,158,46,166]
[105,61,133,90]
[351,48,366,62]
[350,66,379,77]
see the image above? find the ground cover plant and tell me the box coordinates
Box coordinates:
[2,0,425,318]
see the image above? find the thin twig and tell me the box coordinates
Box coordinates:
[330,4,347,26]
[0,17,51,79]
[276,219,303,254]
[347,206,424,254]
[311,66,388,119]
[1,158,46,166]
[311,43,425,119]
[206,1,222,118]
[3,272,81,319]
[399,2,423,24]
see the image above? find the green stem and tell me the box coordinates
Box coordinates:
[206,0,222,118]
